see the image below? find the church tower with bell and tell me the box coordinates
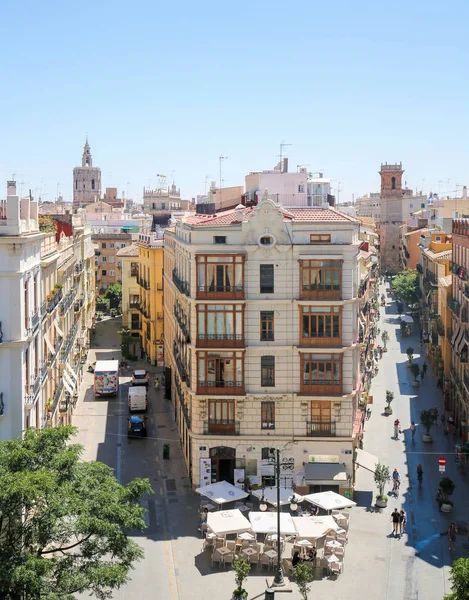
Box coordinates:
[73,139,102,205]
[379,162,404,274]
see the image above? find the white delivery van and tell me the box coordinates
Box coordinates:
[128,386,148,412]
[94,360,119,396]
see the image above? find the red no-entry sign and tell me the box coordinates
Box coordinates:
[438,457,447,466]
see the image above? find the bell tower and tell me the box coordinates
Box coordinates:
[73,139,102,205]
[379,162,404,274]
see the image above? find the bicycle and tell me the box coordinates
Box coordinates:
[392,479,400,496]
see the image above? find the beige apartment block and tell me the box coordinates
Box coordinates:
[92,233,132,290]
[163,197,362,495]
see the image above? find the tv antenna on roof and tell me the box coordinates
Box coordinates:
[278,141,291,172]
[219,156,228,189]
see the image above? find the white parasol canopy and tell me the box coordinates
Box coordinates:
[292,516,340,539]
[301,491,356,511]
[207,509,252,536]
[251,487,303,507]
[249,511,297,535]
[196,480,249,505]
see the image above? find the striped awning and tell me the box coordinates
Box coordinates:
[54,318,64,338]
[457,329,467,354]
[455,327,465,353]
[451,326,460,347]
[44,333,55,354]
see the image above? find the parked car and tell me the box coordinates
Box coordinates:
[131,369,149,386]
[127,415,147,438]
[128,386,148,412]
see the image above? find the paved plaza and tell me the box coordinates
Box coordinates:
[73,295,469,600]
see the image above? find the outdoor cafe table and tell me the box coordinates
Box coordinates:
[217,546,232,563]
[264,549,278,566]
[326,540,343,549]
[242,547,257,558]
[333,512,347,522]
[327,553,340,563]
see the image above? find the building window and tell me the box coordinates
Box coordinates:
[214,236,226,244]
[110,243,115,249]
[208,399,235,433]
[261,356,275,387]
[391,176,396,190]
[75,179,78,190]
[260,264,274,293]
[102,269,107,276]
[101,243,107,249]
[301,353,341,393]
[301,306,341,343]
[197,304,244,344]
[109,270,115,276]
[101,256,107,262]
[310,234,331,243]
[92,179,95,190]
[300,260,342,299]
[298,184,304,193]
[260,236,273,246]
[109,256,115,263]
[131,262,139,277]
[261,401,275,429]
[196,255,244,296]
[131,313,140,330]
[260,311,274,341]
[197,351,244,391]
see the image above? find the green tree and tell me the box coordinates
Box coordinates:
[105,283,122,304]
[293,561,314,599]
[410,363,421,382]
[444,557,469,599]
[232,556,251,599]
[0,426,152,599]
[392,270,420,305]
[374,462,390,499]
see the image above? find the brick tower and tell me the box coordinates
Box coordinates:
[379,162,404,274]
[73,139,102,205]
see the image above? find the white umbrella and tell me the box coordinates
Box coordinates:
[207,509,252,536]
[238,531,255,540]
[292,516,339,539]
[295,539,313,547]
[251,487,302,507]
[333,512,347,522]
[196,480,249,505]
[249,512,297,535]
[301,491,356,512]
[326,539,343,549]
[327,553,340,563]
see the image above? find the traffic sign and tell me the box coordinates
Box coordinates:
[439,465,446,473]
[438,457,447,466]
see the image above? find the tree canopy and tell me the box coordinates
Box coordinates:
[105,283,122,303]
[391,270,420,305]
[0,426,152,599]
[444,558,469,600]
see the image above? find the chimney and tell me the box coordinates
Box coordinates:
[7,181,16,196]
[463,186,467,200]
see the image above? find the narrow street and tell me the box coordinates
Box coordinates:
[71,310,469,600]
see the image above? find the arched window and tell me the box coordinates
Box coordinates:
[391,177,396,190]
[92,179,95,190]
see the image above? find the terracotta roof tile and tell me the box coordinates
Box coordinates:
[116,243,139,257]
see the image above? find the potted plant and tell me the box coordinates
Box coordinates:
[410,363,421,387]
[46,398,53,412]
[385,390,394,414]
[232,556,250,599]
[381,330,389,352]
[436,476,455,513]
[420,409,434,442]
[374,462,391,508]
[294,561,314,599]
[406,346,414,366]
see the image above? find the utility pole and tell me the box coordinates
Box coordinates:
[219,156,227,190]
[204,175,211,195]
[278,141,291,172]
[337,182,342,204]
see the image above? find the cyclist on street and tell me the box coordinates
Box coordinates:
[392,468,401,494]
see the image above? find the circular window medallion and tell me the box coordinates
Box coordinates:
[257,234,276,248]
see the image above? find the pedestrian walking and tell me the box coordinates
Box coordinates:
[410,421,416,440]
[440,413,446,428]
[154,377,160,392]
[448,522,457,551]
[391,509,400,536]
[399,510,406,535]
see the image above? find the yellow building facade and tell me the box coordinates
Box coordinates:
[137,231,164,366]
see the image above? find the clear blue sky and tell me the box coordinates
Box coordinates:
[1,0,468,203]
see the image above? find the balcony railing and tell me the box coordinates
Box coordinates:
[197,284,244,300]
[203,419,240,435]
[462,309,469,324]
[447,296,461,317]
[425,269,438,285]
[300,286,342,301]
[74,260,84,276]
[306,421,336,437]
[40,301,47,321]
[172,270,190,296]
[416,263,423,274]
[47,289,63,314]
[197,380,244,395]
[197,333,244,348]
[39,361,49,383]
[60,321,79,363]
[28,311,40,335]
[129,300,139,309]
[300,379,342,395]
[173,343,188,383]
[174,309,190,342]
[137,277,150,290]
[464,372,469,393]
[136,302,149,319]
[25,374,41,406]
[54,335,63,354]
[53,380,64,409]
[59,289,76,317]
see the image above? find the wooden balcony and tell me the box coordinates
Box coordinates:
[306,421,336,437]
[197,380,244,395]
[300,287,341,301]
[196,285,244,300]
[299,336,342,348]
[299,380,342,395]
[203,419,240,435]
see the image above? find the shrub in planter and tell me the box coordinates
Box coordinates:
[374,462,390,507]
[420,409,434,442]
[406,347,414,364]
[385,390,394,414]
[410,363,421,386]
[232,556,250,600]
[436,476,455,512]
[381,330,389,351]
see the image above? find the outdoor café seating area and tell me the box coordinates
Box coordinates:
[196,482,355,579]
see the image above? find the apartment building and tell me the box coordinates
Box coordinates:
[93,232,132,290]
[117,243,141,355]
[447,220,469,444]
[163,197,362,495]
[0,182,95,440]
[137,230,164,366]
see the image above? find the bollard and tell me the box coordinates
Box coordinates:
[265,589,275,600]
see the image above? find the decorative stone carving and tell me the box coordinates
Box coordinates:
[248,395,289,402]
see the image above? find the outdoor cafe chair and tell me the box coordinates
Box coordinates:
[223,552,235,568]
[215,538,225,548]
[226,540,236,551]
[202,537,214,552]
[260,553,271,570]
[211,549,223,568]
[337,535,347,546]
[329,561,342,576]
[282,558,293,576]
[249,553,259,568]
[334,548,345,559]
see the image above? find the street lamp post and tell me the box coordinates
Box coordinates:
[274,448,284,586]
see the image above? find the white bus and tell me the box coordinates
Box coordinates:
[94,360,119,396]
